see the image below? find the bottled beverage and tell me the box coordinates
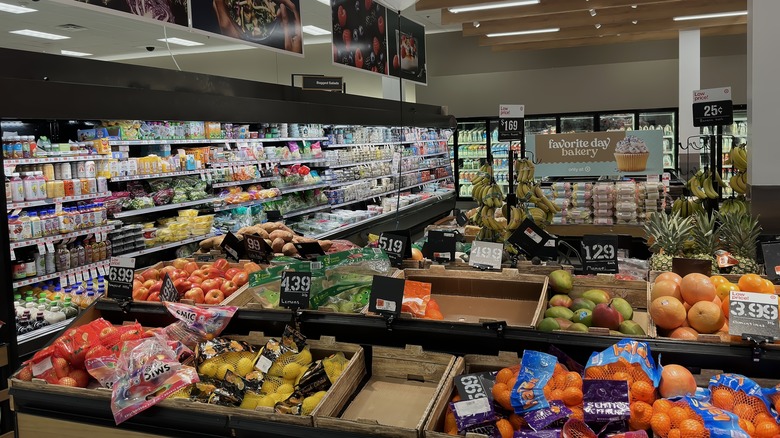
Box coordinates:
[29,212,42,238]
[21,136,30,158]
[12,136,22,159]
[76,242,86,266]
[35,311,51,329]
[8,215,23,241]
[24,256,36,277]
[16,314,30,336]
[62,298,79,319]
[22,172,37,201]
[42,163,55,182]
[45,306,64,325]
[19,214,31,240]
[28,136,38,158]
[69,244,79,269]
[73,289,84,308]
[10,173,24,202]
[55,244,70,272]
[34,250,45,275]
[85,291,96,307]
[35,172,47,199]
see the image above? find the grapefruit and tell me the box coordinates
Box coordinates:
[655,272,682,285]
[715,282,738,301]
[688,301,725,334]
[650,296,687,330]
[668,327,699,340]
[410,248,423,261]
[680,273,716,304]
[651,280,683,301]
[659,364,697,398]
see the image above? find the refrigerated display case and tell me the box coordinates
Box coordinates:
[488,120,511,193]
[560,115,594,133]
[639,111,676,171]
[453,119,489,198]
[700,107,747,198]
[525,117,556,135]
[599,113,635,131]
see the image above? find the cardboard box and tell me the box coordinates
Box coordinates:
[315,345,456,438]
[424,352,521,438]
[398,266,548,328]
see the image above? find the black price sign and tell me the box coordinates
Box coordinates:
[160,273,179,302]
[368,275,405,316]
[729,291,780,339]
[455,210,468,227]
[508,218,552,258]
[378,232,408,267]
[424,230,456,262]
[194,253,217,262]
[454,372,497,402]
[220,232,243,262]
[245,233,272,263]
[108,257,135,300]
[693,87,734,127]
[761,242,780,282]
[294,242,325,260]
[498,104,525,141]
[581,235,619,274]
[279,271,312,310]
[469,240,503,270]
[266,210,283,222]
[672,258,713,277]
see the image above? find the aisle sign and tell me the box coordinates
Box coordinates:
[379,232,409,267]
[425,230,456,262]
[279,271,312,310]
[368,275,405,316]
[220,232,243,262]
[729,291,780,339]
[761,242,780,282]
[581,235,619,274]
[498,104,525,141]
[108,257,135,300]
[469,240,503,270]
[693,87,733,127]
[245,233,272,263]
[160,274,179,302]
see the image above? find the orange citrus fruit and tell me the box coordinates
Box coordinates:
[550,389,564,401]
[668,406,689,428]
[496,419,514,438]
[444,410,456,431]
[631,381,656,404]
[653,399,674,414]
[508,414,526,431]
[668,429,682,438]
[564,371,583,389]
[716,282,739,301]
[733,402,755,421]
[656,272,683,285]
[754,420,780,438]
[680,273,716,304]
[688,301,726,334]
[710,275,729,288]
[651,412,672,436]
[738,274,764,293]
[651,296,687,330]
[679,418,706,438]
[570,406,584,420]
[761,279,776,294]
[739,419,755,436]
[629,401,654,431]
[711,388,736,411]
[562,387,583,406]
[496,368,513,385]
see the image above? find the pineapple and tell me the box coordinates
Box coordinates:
[643,212,695,272]
[689,211,720,274]
[718,211,761,274]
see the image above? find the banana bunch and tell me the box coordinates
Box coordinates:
[721,197,749,215]
[479,183,505,208]
[729,172,748,195]
[470,163,494,204]
[516,158,535,182]
[671,197,705,218]
[479,205,505,232]
[506,205,526,231]
[687,170,719,200]
[476,227,499,242]
[731,144,748,172]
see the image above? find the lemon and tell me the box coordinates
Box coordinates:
[239,396,259,410]
[282,363,302,380]
[236,357,255,377]
[216,363,236,380]
[301,396,319,415]
[256,395,276,408]
[198,361,218,378]
[294,348,313,366]
[276,383,294,395]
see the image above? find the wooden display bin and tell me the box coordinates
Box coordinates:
[430,260,574,276]
[397,266,548,329]
[424,352,521,438]
[315,345,456,438]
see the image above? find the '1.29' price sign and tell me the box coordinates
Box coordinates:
[469,240,503,270]
[729,291,780,339]
[581,235,619,274]
[279,271,312,310]
[108,257,136,300]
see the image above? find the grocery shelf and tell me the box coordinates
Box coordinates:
[282,203,331,219]
[399,176,452,191]
[109,169,208,182]
[211,196,282,212]
[9,225,115,250]
[328,158,393,169]
[111,197,216,218]
[209,159,261,168]
[328,173,396,188]
[17,317,76,357]
[400,164,450,176]
[3,155,111,166]
[211,176,279,188]
[401,151,449,160]
[325,140,412,148]
[459,155,487,159]
[263,137,328,142]
[278,157,328,166]
[329,188,396,209]
[277,182,329,194]
[12,260,110,289]
[7,191,112,210]
[118,233,214,258]
[108,137,327,146]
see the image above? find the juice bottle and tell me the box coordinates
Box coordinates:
[63,179,75,197]
[71,179,81,198]
[22,172,37,201]
[75,241,86,267]
[28,212,42,238]
[10,173,24,203]
[21,136,30,159]
[35,172,47,199]
[19,214,32,240]
[8,215,23,241]
[69,243,79,269]
[55,244,70,272]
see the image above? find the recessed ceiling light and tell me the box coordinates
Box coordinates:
[449,0,539,14]
[61,49,92,57]
[632,20,638,24]
[0,2,36,14]
[595,23,601,29]
[589,9,596,16]
[302,25,330,36]
[486,27,559,38]
[631,4,638,8]
[9,29,69,40]
[673,11,747,21]
[157,37,203,46]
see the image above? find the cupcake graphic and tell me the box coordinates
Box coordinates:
[614,135,649,172]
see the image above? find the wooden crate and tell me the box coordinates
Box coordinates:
[424,352,521,438]
[397,266,549,329]
[315,345,456,438]
[432,260,574,276]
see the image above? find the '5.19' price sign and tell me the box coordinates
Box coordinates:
[108,257,136,300]
[729,291,780,339]
[378,232,409,267]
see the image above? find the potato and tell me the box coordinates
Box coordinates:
[254,228,270,239]
[271,237,286,253]
[260,222,285,232]
[319,240,333,251]
[292,236,317,244]
[269,230,294,242]
[282,242,298,256]
[199,237,216,250]
[264,239,273,248]
[237,226,254,236]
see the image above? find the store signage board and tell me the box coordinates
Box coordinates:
[581,235,619,274]
[386,11,428,84]
[508,219,552,258]
[379,232,409,267]
[333,0,390,76]
[672,258,712,277]
[469,240,503,270]
[279,271,312,310]
[424,230,456,262]
[761,242,780,282]
[108,256,135,300]
[160,274,179,302]
[220,232,243,262]
[369,275,405,316]
[245,233,272,264]
[301,76,343,92]
[693,87,734,127]
[526,130,663,177]
[729,291,780,339]
[498,104,525,141]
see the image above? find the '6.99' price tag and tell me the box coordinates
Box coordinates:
[279,271,312,310]
[108,257,136,300]
[469,240,503,270]
[729,291,780,339]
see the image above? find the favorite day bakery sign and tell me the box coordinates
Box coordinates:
[526,130,663,177]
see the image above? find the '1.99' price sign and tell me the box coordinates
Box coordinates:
[279,271,312,310]
[108,257,136,300]
[729,291,780,339]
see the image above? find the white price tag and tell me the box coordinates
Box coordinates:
[110,257,136,269]
[68,273,77,285]
[98,266,106,276]
[200,172,206,181]
[46,242,55,253]
[469,241,504,270]
[11,209,21,216]
[55,203,63,214]
[729,291,780,338]
[60,275,68,287]
[10,250,16,261]
[91,268,99,280]
[37,243,45,255]
[75,270,84,283]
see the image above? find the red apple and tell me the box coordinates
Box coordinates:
[133,286,150,300]
[338,5,347,28]
[401,46,407,59]
[184,262,199,274]
[159,265,177,279]
[173,278,193,294]
[142,279,156,290]
[221,281,238,297]
[149,281,162,294]
[183,287,205,304]
[173,269,188,280]
[232,271,248,287]
[378,15,384,34]
[343,29,352,50]
[393,54,399,70]
[172,258,188,270]
[373,36,380,56]
[147,292,160,302]
[143,268,160,282]
[213,259,229,271]
[205,289,225,305]
[213,277,226,288]
[206,268,226,280]
[134,274,145,283]
[355,48,364,69]
[200,264,212,270]
[201,278,220,292]
[133,279,143,291]
[188,275,205,285]
[225,268,241,280]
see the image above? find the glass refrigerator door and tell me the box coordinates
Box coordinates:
[456,121,488,198]
[525,117,557,135]
[489,121,510,193]
[719,109,747,197]
[639,111,676,170]
[560,116,594,133]
[599,113,635,131]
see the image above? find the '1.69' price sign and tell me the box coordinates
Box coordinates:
[498,104,525,141]
[280,271,312,310]
[729,291,780,339]
[108,257,136,300]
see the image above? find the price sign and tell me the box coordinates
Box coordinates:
[581,235,619,274]
[378,232,408,267]
[424,230,456,262]
[368,275,405,316]
[498,104,525,141]
[245,233,272,263]
[455,210,468,227]
[672,258,713,277]
[454,372,497,402]
[294,242,325,260]
[266,210,282,222]
[108,257,136,300]
[508,218,552,258]
[761,242,780,282]
[194,253,217,262]
[693,87,734,127]
[160,273,179,302]
[220,232,243,262]
[469,240,503,270]
[279,271,312,310]
[729,291,780,339]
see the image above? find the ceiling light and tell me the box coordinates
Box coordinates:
[302,25,329,35]
[473,21,480,28]
[156,37,203,46]
[449,0,539,14]
[589,9,596,16]
[61,49,92,57]
[0,2,36,14]
[631,4,637,8]
[9,29,69,40]
[486,27,559,38]
[632,20,638,24]
[595,23,601,29]
[673,11,747,21]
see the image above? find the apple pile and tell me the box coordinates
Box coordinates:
[132,258,261,304]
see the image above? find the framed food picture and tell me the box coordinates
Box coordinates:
[386,11,427,84]
[67,0,189,27]
[331,0,388,75]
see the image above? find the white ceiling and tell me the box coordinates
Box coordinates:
[0,0,458,61]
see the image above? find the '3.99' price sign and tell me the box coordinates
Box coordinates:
[729,291,780,339]
[108,257,136,300]
[581,235,619,274]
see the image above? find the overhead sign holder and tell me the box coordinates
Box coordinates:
[693,87,734,127]
[498,104,525,142]
[300,75,345,92]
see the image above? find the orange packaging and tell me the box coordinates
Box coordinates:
[402,280,431,318]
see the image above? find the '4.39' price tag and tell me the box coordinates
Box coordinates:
[280,271,312,310]
[729,291,780,339]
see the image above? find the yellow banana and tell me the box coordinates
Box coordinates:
[731,147,748,172]
[702,174,719,199]
[712,169,728,189]
[688,175,707,200]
